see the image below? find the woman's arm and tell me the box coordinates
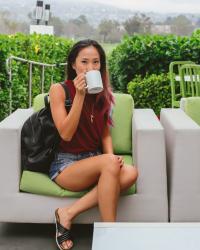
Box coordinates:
[49,83,85,141]
[50,73,87,141]
[101,123,113,154]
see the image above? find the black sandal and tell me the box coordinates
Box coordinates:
[55,208,73,250]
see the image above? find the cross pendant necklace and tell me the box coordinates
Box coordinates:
[90,114,94,123]
[90,104,95,123]
[84,101,95,123]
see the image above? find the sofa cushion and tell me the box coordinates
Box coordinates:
[111,93,134,154]
[33,93,47,112]
[181,97,200,126]
[33,92,134,154]
[20,154,136,197]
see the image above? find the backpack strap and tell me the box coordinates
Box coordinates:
[60,82,72,112]
[44,94,49,108]
[44,82,72,113]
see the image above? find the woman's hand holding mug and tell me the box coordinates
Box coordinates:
[73,73,87,96]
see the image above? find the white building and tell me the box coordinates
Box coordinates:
[151,24,172,34]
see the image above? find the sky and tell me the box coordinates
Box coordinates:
[95,0,200,13]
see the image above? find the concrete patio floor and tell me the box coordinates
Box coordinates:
[0,222,93,250]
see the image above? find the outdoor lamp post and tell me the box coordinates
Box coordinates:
[30,0,53,34]
[44,4,50,25]
[36,0,43,25]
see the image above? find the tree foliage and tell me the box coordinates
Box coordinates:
[98,19,124,43]
[170,15,194,36]
[124,14,152,35]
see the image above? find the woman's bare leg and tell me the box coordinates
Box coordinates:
[57,166,137,249]
[55,154,121,219]
[56,155,137,249]
[59,164,137,219]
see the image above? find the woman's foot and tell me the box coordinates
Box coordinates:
[55,207,74,249]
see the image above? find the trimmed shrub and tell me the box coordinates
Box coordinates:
[127,73,171,115]
[109,32,200,92]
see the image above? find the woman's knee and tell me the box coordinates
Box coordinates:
[121,166,138,189]
[128,166,138,183]
[101,153,121,176]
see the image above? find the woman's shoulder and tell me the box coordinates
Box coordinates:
[50,80,72,91]
[50,82,64,91]
[49,83,66,102]
[50,80,76,103]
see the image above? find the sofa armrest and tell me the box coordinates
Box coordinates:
[133,109,167,196]
[160,108,200,196]
[0,108,34,194]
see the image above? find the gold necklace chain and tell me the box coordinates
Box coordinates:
[83,101,95,123]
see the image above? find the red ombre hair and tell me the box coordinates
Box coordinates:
[66,39,115,126]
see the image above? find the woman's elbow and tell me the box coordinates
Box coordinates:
[58,126,75,142]
[60,133,72,142]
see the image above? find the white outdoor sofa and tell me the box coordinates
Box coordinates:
[160,97,200,221]
[0,93,168,223]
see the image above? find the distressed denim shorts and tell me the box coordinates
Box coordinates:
[49,150,102,180]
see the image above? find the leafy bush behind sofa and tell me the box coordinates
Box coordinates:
[127,73,171,115]
[1,31,200,120]
[109,31,200,92]
[0,33,73,120]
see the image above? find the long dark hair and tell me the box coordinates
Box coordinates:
[66,39,114,125]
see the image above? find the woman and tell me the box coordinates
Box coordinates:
[49,39,138,250]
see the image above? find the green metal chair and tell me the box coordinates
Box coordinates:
[169,61,195,108]
[180,64,200,98]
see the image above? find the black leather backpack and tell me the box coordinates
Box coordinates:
[21,82,72,174]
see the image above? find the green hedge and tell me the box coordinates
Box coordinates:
[109,31,200,92]
[127,73,171,115]
[2,31,200,120]
[0,33,73,121]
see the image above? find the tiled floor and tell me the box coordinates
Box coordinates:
[0,223,93,250]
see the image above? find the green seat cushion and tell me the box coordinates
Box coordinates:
[20,170,88,197]
[183,97,200,126]
[111,94,134,154]
[33,93,47,112]
[20,155,136,197]
[121,154,136,196]
[33,93,134,155]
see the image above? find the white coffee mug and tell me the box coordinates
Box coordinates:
[85,70,103,94]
